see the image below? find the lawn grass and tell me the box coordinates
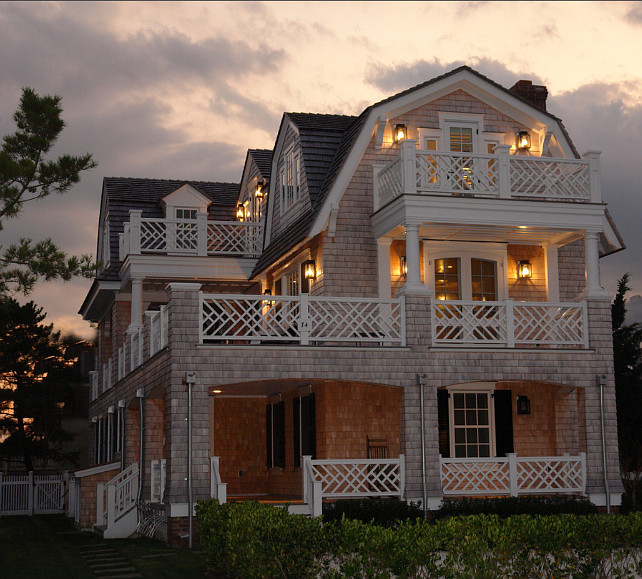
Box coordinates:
[0,515,212,578]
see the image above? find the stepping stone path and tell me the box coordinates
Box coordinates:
[55,528,142,578]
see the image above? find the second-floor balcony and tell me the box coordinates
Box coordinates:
[119,210,263,261]
[376,142,601,210]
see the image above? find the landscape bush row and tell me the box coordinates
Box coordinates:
[196,499,642,578]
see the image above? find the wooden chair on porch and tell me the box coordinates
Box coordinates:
[366,436,389,494]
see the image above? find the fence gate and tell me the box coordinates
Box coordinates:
[0,472,65,515]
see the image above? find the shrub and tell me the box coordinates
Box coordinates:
[196,500,325,578]
[434,495,597,519]
[322,498,423,527]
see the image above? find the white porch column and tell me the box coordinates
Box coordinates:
[585,231,607,297]
[401,222,430,294]
[544,244,560,302]
[130,277,143,329]
[377,238,392,299]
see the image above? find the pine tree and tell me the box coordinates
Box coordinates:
[0,297,77,471]
[0,87,96,294]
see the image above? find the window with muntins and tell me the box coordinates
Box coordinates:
[280,148,300,213]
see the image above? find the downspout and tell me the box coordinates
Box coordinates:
[185,372,196,549]
[598,374,611,513]
[418,373,428,516]
[136,388,145,501]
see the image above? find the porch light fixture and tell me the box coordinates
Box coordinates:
[517,396,531,415]
[517,130,532,150]
[393,124,407,143]
[517,260,532,280]
[262,288,274,306]
[255,180,266,198]
[401,256,407,276]
[236,204,245,221]
[303,259,316,280]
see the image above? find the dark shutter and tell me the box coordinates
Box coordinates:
[274,401,286,468]
[493,390,514,457]
[302,393,316,459]
[300,264,310,294]
[266,404,273,468]
[274,278,282,296]
[437,389,450,458]
[293,397,301,467]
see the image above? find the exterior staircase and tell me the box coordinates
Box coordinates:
[95,463,139,539]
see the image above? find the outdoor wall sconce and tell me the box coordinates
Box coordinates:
[393,124,407,143]
[236,204,245,221]
[517,130,532,150]
[517,395,531,415]
[262,288,274,306]
[255,180,266,198]
[517,260,532,280]
[401,256,407,276]
[303,259,316,280]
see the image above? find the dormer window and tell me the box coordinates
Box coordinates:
[280,147,301,213]
[175,208,197,220]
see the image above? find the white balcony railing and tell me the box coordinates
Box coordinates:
[377,142,601,208]
[432,300,588,348]
[440,453,586,496]
[200,293,406,346]
[148,306,168,357]
[210,457,227,505]
[119,211,263,259]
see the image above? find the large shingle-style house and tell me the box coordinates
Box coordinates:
[75,66,625,544]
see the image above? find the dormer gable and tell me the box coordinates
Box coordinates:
[162,184,212,218]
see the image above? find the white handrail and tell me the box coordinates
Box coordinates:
[210,457,227,504]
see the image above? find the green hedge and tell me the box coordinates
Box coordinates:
[196,500,642,578]
[435,495,597,519]
[322,498,423,527]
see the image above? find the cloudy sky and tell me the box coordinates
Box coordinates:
[1,1,642,338]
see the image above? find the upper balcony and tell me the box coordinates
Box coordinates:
[118,210,263,261]
[375,142,601,211]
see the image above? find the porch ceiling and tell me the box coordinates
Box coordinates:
[209,379,315,397]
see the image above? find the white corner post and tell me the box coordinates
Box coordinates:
[583,150,602,204]
[400,222,430,295]
[129,210,142,255]
[197,212,208,256]
[496,145,511,198]
[584,231,608,298]
[377,238,393,299]
[400,139,417,195]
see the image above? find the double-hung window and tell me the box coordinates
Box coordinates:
[174,207,198,251]
[280,148,300,213]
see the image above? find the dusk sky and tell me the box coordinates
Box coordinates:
[1,1,642,338]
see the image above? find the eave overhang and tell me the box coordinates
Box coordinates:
[79,278,120,323]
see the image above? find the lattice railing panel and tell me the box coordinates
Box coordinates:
[310,460,402,497]
[511,157,590,200]
[200,294,404,344]
[517,457,584,493]
[207,222,262,256]
[201,296,301,341]
[432,302,507,344]
[307,298,402,342]
[140,220,168,252]
[441,459,510,495]
[513,303,585,345]
[377,158,402,206]
[416,151,498,194]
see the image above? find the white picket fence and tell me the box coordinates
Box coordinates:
[0,472,65,515]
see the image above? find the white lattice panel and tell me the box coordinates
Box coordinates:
[201,296,301,341]
[441,459,510,495]
[307,298,402,342]
[207,222,262,256]
[510,157,590,200]
[140,221,168,252]
[200,294,404,344]
[377,159,402,206]
[432,302,507,344]
[416,151,498,195]
[513,303,585,345]
[517,458,584,493]
[311,460,402,497]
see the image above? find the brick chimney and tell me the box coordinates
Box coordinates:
[509,80,548,112]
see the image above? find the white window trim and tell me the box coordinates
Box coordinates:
[174,207,198,220]
[446,382,497,458]
[423,241,508,301]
